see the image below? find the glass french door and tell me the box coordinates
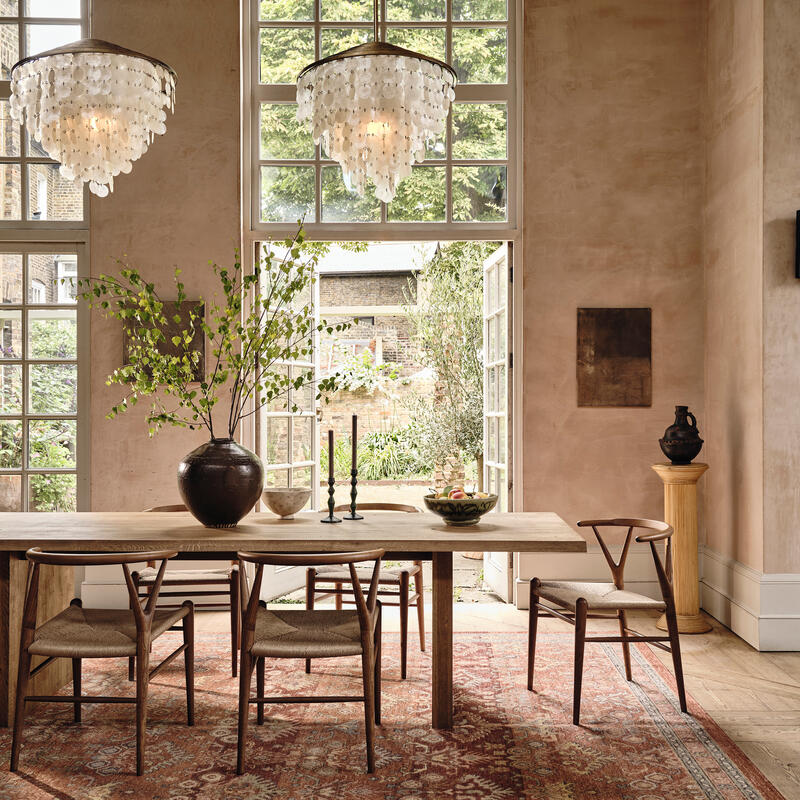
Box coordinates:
[483,244,513,600]
[256,243,320,599]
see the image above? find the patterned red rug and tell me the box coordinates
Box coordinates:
[0,632,784,799]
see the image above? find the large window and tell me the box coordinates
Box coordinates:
[1,1,87,225]
[0,1,88,512]
[249,0,516,233]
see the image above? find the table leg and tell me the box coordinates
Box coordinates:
[432,551,453,729]
[0,552,73,727]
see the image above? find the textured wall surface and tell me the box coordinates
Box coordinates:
[704,0,764,570]
[88,0,240,511]
[763,0,800,573]
[521,0,705,544]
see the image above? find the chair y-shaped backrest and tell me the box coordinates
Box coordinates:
[576,518,674,601]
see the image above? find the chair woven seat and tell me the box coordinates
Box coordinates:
[251,607,364,659]
[314,563,420,585]
[537,581,666,611]
[137,566,235,584]
[28,605,190,658]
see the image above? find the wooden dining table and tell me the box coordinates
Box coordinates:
[0,510,585,729]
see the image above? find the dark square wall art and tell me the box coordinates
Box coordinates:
[577,307,652,407]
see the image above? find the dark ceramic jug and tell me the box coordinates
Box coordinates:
[659,406,703,465]
[178,438,264,528]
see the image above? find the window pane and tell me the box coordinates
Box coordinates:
[321,0,372,21]
[27,0,80,15]
[29,472,76,512]
[260,166,315,223]
[259,0,313,20]
[265,468,290,488]
[320,26,370,57]
[266,416,289,464]
[387,0,444,21]
[260,27,314,84]
[27,309,77,359]
[291,368,315,410]
[0,254,23,304]
[0,364,21,414]
[321,166,380,222]
[25,24,81,56]
[28,163,83,221]
[453,0,507,20]
[1,1,18,15]
[28,253,77,304]
[29,363,77,413]
[385,27,445,62]
[0,164,22,219]
[28,418,76,468]
[1,100,20,157]
[452,27,507,83]
[292,416,313,463]
[260,104,314,160]
[0,475,21,512]
[0,310,22,359]
[453,103,507,159]
[291,466,312,493]
[0,24,19,79]
[386,166,445,222]
[0,421,22,468]
[452,165,506,221]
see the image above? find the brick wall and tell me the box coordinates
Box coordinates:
[319,272,415,307]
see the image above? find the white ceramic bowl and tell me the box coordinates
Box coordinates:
[262,487,311,519]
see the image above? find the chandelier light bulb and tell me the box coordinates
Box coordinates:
[9,39,176,198]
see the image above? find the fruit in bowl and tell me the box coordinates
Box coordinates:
[423,485,498,526]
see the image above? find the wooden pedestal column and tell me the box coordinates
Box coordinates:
[652,462,711,634]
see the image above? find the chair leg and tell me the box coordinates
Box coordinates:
[257,657,265,725]
[236,650,255,775]
[9,641,32,772]
[527,578,540,691]
[305,568,316,674]
[128,589,137,682]
[135,642,150,776]
[572,598,588,726]
[618,609,632,681]
[665,602,688,713]
[374,605,382,726]
[183,602,195,726]
[399,571,409,679]
[360,645,376,773]
[413,562,425,652]
[230,573,240,678]
[72,658,81,723]
[334,581,342,611]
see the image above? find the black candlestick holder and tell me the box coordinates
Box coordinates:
[343,469,363,520]
[320,474,341,524]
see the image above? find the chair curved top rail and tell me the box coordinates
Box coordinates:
[26,547,179,566]
[144,504,187,513]
[238,549,386,567]
[577,517,671,535]
[332,502,422,514]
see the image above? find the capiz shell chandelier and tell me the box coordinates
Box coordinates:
[9,39,176,198]
[296,1,457,204]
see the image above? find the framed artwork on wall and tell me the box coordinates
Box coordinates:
[577,307,652,407]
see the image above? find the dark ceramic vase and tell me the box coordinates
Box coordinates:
[659,405,703,465]
[177,438,264,528]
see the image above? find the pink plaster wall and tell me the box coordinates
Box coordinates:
[704,0,764,570]
[88,0,241,511]
[763,0,800,573]
[522,0,705,542]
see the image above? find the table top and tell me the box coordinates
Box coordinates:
[0,511,586,554]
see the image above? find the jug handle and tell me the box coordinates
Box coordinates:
[687,411,697,428]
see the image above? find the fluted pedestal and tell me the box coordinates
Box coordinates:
[652,462,711,634]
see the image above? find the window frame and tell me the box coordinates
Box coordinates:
[244,0,520,240]
[0,0,90,230]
